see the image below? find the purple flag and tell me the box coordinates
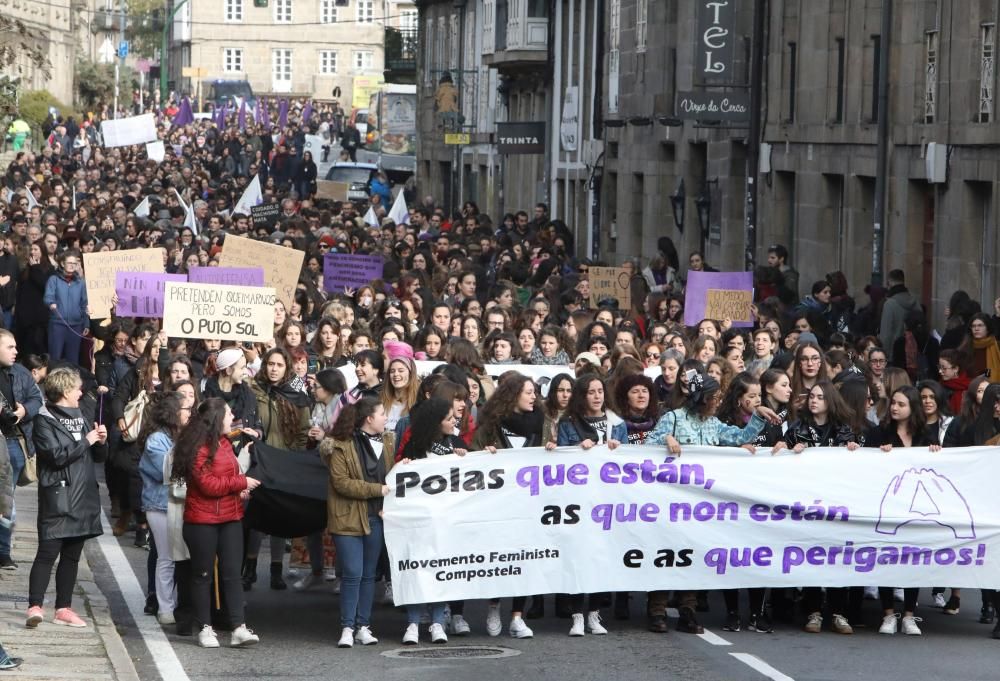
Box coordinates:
[188,266,265,287]
[255,97,266,127]
[172,97,194,127]
[278,99,289,128]
[238,100,247,131]
[115,272,187,318]
[260,97,271,132]
[215,100,229,129]
[302,101,313,124]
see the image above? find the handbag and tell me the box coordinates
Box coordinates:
[16,436,35,487]
[121,391,150,443]
[41,480,70,516]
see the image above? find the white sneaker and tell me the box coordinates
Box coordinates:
[402,623,419,645]
[230,624,259,647]
[933,593,947,608]
[485,604,502,637]
[893,588,904,601]
[429,622,448,644]
[509,615,533,639]
[864,586,879,600]
[355,625,378,645]
[879,613,899,635]
[586,611,607,635]
[901,615,923,636]
[338,626,354,648]
[198,625,220,648]
[293,573,323,591]
[569,613,585,636]
[332,578,341,595]
[381,582,394,605]
[156,612,175,625]
[450,614,471,636]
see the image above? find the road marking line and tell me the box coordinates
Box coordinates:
[96,511,191,681]
[729,652,795,681]
[697,628,732,646]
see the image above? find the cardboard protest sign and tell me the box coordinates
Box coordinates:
[84,249,165,318]
[188,266,265,287]
[323,253,384,292]
[250,203,281,228]
[162,282,276,342]
[218,235,303,311]
[315,180,349,202]
[114,272,187,318]
[705,289,753,323]
[589,266,631,310]
[684,271,755,327]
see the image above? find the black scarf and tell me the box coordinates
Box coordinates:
[353,429,386,514]
[623,413,656,445]
[499,408,543,448]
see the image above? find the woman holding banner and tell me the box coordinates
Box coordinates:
[322,396,394,648]
[552,374,624,636]
[471,373,542,639]
[870,385,941,636]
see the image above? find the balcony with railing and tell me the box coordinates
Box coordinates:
[483,0,548,69]
[385,26,417,83]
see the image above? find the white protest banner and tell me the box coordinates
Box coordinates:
[101,113,158,148]
[219,235,303,311]
[162,282,276,342]
[385,445,1000,605]
[83,249,164,318]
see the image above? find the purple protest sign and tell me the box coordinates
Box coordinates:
[323,253,384,292]
[188,266,265,287]
[683,271,755,328]
[115,272,187,318]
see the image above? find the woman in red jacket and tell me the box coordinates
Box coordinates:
[172,398,261,649]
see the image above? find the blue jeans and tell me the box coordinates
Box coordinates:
[333,516,383,629]
[1,308,12,331]
[407,602,447,626]
[0,438,24,558]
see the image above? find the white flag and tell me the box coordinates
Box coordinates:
[233,175,262,216]
[387,190,409,225]
[173,188,189,214]
[184,204,198,234]
[133,196,151,219]
[363,205,379,228]
[25,189,39,210]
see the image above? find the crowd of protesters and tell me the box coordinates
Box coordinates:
[0,95,997,658]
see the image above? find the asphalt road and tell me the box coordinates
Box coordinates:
[84,519,1000,681]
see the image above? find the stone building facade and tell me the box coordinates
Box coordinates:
[602,0,1000,324]
[168,0,397,104]
[0,0,81,107]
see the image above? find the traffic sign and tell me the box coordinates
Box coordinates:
[118,41,129,59]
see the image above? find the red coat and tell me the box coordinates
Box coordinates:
[183,438,247,524]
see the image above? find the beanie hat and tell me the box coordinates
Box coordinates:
[383,340,414,361]
[215,348,244,372]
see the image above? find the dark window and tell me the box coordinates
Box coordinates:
[835,38,845,123]
[787,42,797,122]
[872,35,881,122]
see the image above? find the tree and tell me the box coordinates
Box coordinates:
[18,90,67,130]
[76,60,137,109]
[0,16,53,77]
[125,0,165,59]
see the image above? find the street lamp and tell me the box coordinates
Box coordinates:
[695,179,716,255]
[670,179,685,233]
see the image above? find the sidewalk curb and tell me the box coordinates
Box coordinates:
[78,561,142,681]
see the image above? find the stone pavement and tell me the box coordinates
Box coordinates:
[0,486,140,681]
